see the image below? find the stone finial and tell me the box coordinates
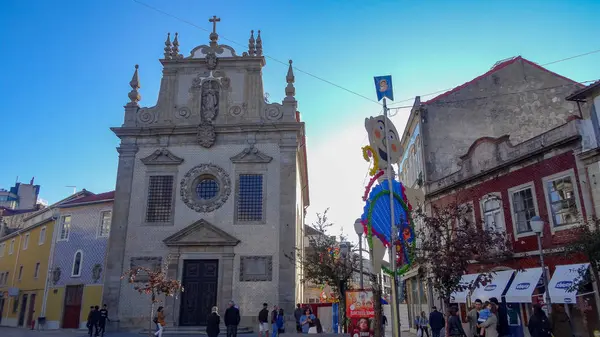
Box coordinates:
[256,30,263,56]
[128,65,141,105]
[164,33,172,59]
[172,32,181,59]
[285,60,295,98]
[248,30,256,56]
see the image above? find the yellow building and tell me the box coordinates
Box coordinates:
[0,214,55,327]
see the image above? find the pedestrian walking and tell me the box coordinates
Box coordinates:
[225,301,241,337]
[86,306,95,337]
[550,305,572,337]
[528,304,552,337]
[98,304,110,337]
[447,307,467,337]
[206,306,221,337]
[271,306,280,337]
[416,311,430,337]
[294,304,303,333]
[467,299,482,337]
[429,306,445,337]
[259,303,270,337]
[154,306,166,337]
[381,312,388,337]
[276,308,286,335]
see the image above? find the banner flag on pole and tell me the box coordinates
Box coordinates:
[374,75,394,101]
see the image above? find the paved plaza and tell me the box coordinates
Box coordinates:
[0,327,417,337]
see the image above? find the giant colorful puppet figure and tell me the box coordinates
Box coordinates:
[361,115,420,276]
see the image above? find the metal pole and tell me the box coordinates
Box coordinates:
[359,235,365,289]
[383,98,401,337]
[537,233,552,314]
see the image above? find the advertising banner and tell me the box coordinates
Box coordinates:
[346,290,375,337]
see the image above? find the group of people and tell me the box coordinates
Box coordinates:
[86,304,110,337]
[457,297,572,337]
[414,307,445,337]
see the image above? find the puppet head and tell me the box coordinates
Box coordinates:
[364,115,402,170]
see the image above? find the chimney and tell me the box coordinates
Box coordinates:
[30,177,35,185]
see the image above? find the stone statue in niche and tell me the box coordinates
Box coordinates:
[201,80,220,121]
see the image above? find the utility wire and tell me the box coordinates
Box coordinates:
[133,0,600,109]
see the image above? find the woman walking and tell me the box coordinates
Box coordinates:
[447,307,466,337]
[154,307,166,337]
[416,311,430,337]
[206,306,221,337]
[477,303,498,337]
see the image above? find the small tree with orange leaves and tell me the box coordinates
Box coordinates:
[121,258,183,335]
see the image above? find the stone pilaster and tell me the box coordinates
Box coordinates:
[278,136,298,326]
[102,142,138,319]
[219,252,235,312]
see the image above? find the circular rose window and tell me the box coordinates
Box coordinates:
[181,164,231,213]
[195,177,220,200]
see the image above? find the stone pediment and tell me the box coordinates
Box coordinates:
[163,219,240,247]
[141,149,184,165]
[230,145,273,164]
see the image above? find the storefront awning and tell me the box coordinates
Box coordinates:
[503,267,543,303]
[450,274,479,303]
[470,270,515,303]
[546,263,590,304]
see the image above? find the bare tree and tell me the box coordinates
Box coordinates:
[414,202,512,307]
[285,208,360,333]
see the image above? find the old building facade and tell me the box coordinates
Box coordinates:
[103,18,309,329]
[396,56,594,333]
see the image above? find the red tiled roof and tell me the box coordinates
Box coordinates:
[59,191,115,207]
[424,56,582,104]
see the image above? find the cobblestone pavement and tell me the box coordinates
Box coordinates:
[0,327,417,337]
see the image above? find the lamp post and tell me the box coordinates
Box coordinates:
[530,216,552,314]
[354,218,365,289]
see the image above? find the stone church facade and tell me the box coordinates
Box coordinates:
[103,18,309,328]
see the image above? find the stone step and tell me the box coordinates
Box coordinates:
[141,326,253,335]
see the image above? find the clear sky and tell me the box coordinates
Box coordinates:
[2,0,599,236]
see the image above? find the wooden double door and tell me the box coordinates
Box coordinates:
[179,260,219,326]
[63,285,84,329]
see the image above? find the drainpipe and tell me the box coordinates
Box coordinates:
[5,233,23,325]
[585,166,597,219]
[40,208,60,319]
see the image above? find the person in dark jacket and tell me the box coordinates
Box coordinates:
[294,304,303,333]
[447,306,467,337]
[207,306,221,337]
[259,303,270,337]
[528,304,552,337]
[271,306,280,337]
[87,306,95,337]
[225,301,241,337]
[98,304,110,337]
[429,306,445,337]
[489,298,509,337]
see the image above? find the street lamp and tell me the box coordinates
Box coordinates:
[354,218,365,289]
[530,216,552,313]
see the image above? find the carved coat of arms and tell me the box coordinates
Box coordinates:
[197,120,216,148]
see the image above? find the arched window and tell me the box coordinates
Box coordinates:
[72,250,83,277]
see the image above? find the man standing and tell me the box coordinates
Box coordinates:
[294,304,303,333]
[429,307,445,337]
[98,304,110,337]
[258,303,270,337]
[381,311,388,337]
[467,299,482,337]
[225,301,241,337]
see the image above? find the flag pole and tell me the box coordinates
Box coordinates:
[382,97,401,337]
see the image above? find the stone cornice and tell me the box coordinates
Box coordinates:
[111,122,303,138]
[230,145,273,164]
[140,148,184,165]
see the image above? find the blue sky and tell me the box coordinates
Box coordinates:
[2,0,599,220]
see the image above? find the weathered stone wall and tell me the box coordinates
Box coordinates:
[422,58,582,181]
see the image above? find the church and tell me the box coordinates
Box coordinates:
[102,17,310,329]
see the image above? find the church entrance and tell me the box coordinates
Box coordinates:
[179,260,219,326]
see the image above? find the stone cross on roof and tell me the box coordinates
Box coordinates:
[209,15,220,34]
[208,15,221,47]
